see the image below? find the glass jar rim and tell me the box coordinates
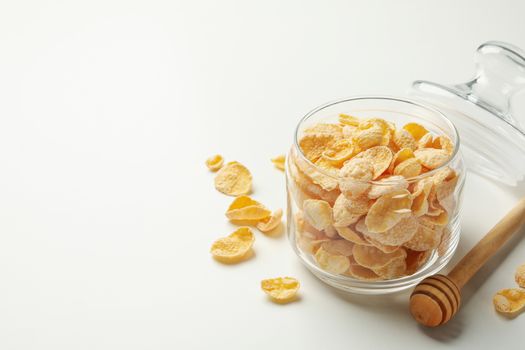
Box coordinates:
[293,95,461,185]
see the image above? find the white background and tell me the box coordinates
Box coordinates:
[1,1,525,349]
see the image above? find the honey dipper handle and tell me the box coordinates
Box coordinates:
[448,197,525,289]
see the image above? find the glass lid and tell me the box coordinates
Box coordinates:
[409,41,525,186]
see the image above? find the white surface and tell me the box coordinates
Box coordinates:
[1,1,524,349]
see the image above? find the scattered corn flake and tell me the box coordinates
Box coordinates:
[321,239,355,256]
[303,199,333,231]
[225,195,272,221]
[352,146,393,179]
[365,189,413,233]
[214,161,252,196]
[403,122,429,141]
[210,227,254,263]
[352,244,407,269]
[403,220,443,251]
[334,226,372,246]
[256,208,283,233]
[315,246,351,274]
[493,289,525,316]
[271,155,286,171]
[414,148,450,169]
[368,175,408,199]
[394,158,422,178]
[516,264,525,288]
[393,129,417,151]
[261,277,300,303]
[205,154,224,172]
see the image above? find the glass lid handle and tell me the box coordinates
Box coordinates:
[452,41,525,130]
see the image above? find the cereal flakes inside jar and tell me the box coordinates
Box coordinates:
[290,115,458,280]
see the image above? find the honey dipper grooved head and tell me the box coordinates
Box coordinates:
[409,274,461,327]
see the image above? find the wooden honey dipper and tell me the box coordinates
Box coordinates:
[409,197,525,327]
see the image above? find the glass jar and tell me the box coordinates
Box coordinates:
[286,41,525,295]
[286,97,465,294]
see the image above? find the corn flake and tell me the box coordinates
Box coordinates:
[368,175,408,199]
[403,220,443,251]
[411,178,433,217]
[388,148,415,173]
[339,158,374,198]
[365,189,413,233]
[417,133,434,149]
[352,146,393,179]
[215,161,252,196]
[393,129,417,151]
[210,227,254,263]
[352,244,407,269]
[256,208,283,233]
[339,114,360,127]
[321,239,355,256]
[403,122,429,141]
[419,212,449,226]
[290,156,341,204]
[394,158,422,178]
[295,156,339,191]
[322,139,355,165]
[364,235,401,254]
[261,277,300,303]
[205,154,224,172]
[372,256,406,279]
[405,249,431,275]
[364,215,418,246]
[335,226,372,246]
[315,246,351,274]
[515,264,525,288]
[225,196,271,221]
[333,194,364,227]
[299,133,337,162]
[436,175,459,214]
[432,135,454,154]
[304,123,343,136]
[414,148,450,170]
[346,262,381,280]
[303,199,333,231]
[271,155,286,171]
[493,289,525,316]
[352,126,385,150]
